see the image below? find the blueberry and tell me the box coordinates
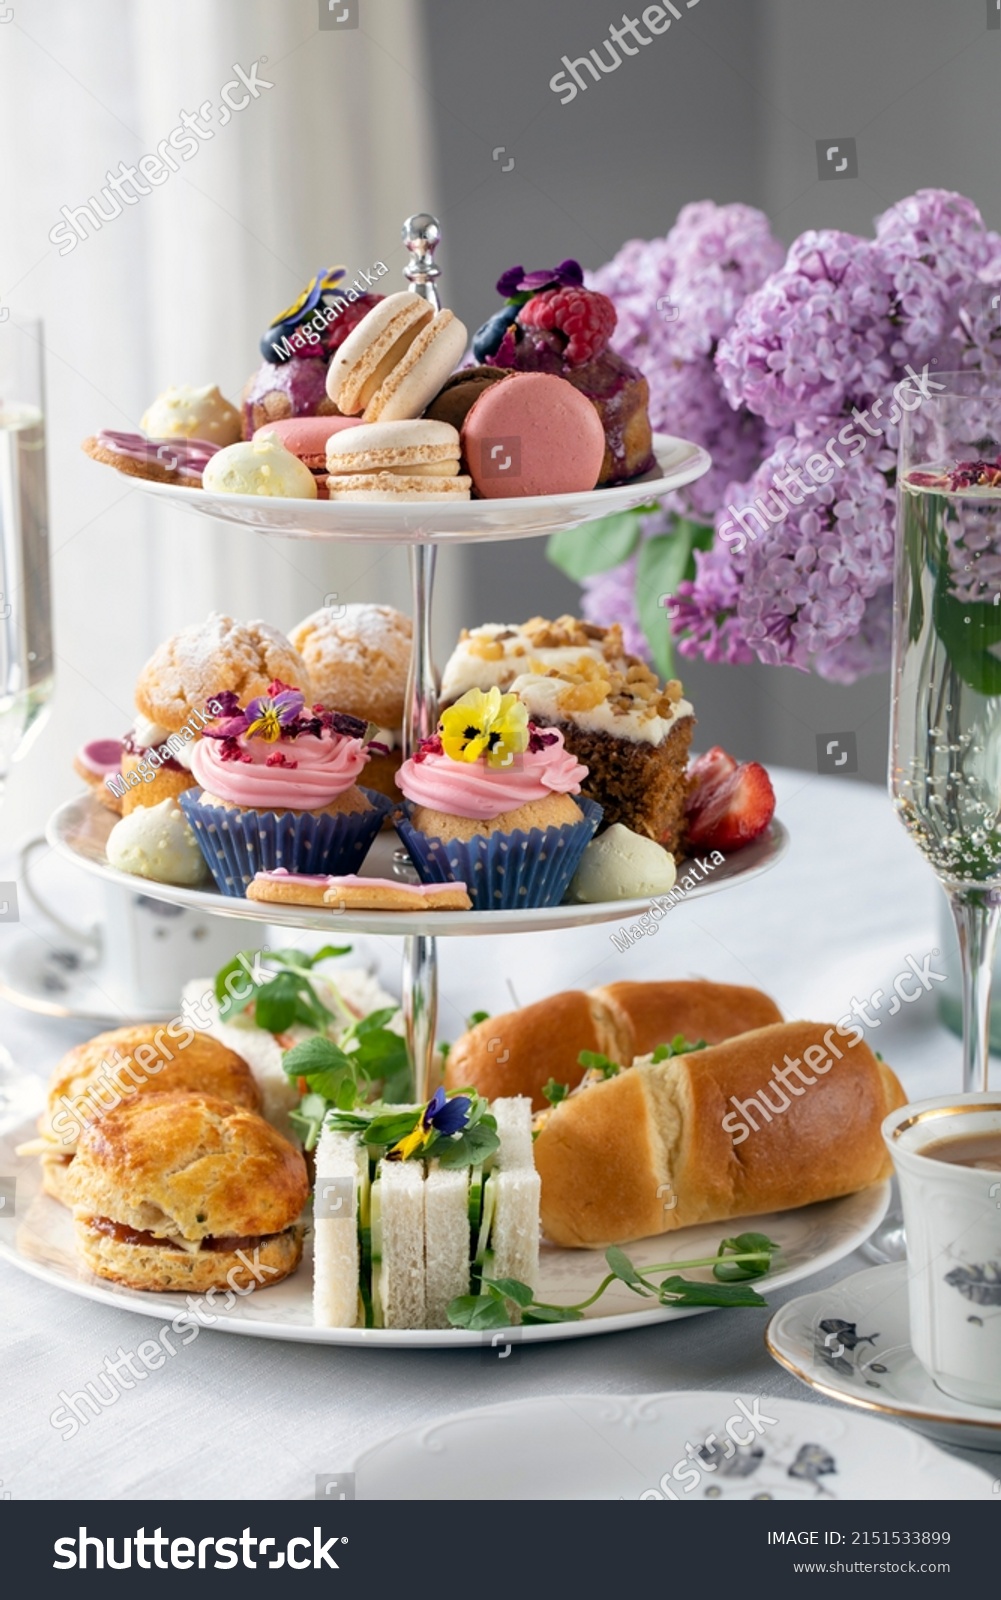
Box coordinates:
[260,323,294,364]
[472,304,520,363]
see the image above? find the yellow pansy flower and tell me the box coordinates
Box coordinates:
[439,688,529,768]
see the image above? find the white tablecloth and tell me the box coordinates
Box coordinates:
[2,769,999,1499]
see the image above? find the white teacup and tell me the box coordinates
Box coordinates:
[19,839,266,1016]
[884,1094,1001,1408]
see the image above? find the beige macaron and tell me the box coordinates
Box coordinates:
[326,291,468,423]
[326,473,472,502]
[325,419,459,473]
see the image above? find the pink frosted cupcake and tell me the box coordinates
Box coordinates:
[393,688,602,909]
[180,683,389,895]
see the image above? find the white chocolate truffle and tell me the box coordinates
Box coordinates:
[141,384,242,446]
[106,798,209,886]
[570,823,677,903]
[202,437,318,499]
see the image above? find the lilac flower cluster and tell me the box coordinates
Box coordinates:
[579,189,1001,683]
[587,201,782,519]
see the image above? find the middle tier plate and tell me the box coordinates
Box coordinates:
[47,794,789,938]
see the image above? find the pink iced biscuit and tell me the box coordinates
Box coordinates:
[253,415,364,469]
[461,372,605,498]
[75,738,124,777]
[257,870,463,896]
[246,868,471,909]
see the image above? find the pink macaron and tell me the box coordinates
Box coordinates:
[253,415,364,471]
[460,372,605,499]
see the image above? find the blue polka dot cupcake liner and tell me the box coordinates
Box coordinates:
[179,786,392,898]
[394,797,602,911]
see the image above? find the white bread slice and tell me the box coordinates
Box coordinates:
[490,1097,541,1294]
[377,1159,426,1329]
[313,1125,365,1328]
[425,1164,471,1327]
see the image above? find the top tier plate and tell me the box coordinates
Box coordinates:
[136,432,710,544]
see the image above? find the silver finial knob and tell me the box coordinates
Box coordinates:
[402,213,442,311]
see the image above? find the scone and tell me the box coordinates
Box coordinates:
[22,1026,261,1206]
[68,1092,309,1293]
[289,603,411,802]
[121,614,312,816]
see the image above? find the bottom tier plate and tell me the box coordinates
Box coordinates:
[1,1091,886,1348]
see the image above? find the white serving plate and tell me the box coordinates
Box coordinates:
[0,1081,886,1348]
[135,433,711,543]
[767,1261,1001,1452]
[351,1388,995,1499]
[46,794,789,938]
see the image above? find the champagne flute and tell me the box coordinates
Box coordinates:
[871,372,1001,1261]
[0,315,54,1082]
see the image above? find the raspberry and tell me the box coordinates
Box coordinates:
[322,293,384,356]
[517,286,616,366]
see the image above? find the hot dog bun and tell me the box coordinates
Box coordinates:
[443,980,783,1109]
[533,1021,905,1247]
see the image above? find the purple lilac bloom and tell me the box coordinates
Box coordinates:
[812,587,893,683]
[709,427,896,670]
[580,553,649,658]
[874,190,1000,370]
[671,543,754,666]
[716,231,897,429]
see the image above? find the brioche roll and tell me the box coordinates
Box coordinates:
[444,990,628,1108]
[592,980,782,1057]
[443,979,784,1109]
[534,1021,905,1247]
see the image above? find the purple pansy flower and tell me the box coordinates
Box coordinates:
[496,260,583,300]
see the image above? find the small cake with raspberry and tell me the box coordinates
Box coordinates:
[242,268,385,436]
[472,260,654,485]
[508,658,694,856]
[439,615,629,705]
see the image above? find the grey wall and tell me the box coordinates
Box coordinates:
[421,0,1001,783]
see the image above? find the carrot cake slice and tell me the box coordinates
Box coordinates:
[439,615,628,704]
[508,657,694,855]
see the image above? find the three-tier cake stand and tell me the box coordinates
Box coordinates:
[46,214,788,1100]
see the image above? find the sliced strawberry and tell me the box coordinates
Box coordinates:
[686,747,776,853]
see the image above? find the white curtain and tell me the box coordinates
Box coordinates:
[0,0,466,845]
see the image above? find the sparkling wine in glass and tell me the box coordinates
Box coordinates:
[891,371,1001,1100]
[0,316,54,801]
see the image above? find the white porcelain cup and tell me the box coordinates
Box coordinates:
[20,839,266,1015]
[884,1094,1001,1408]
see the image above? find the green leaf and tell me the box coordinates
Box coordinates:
[214,953,260,1016]
[604,1246,651,1294]
[432,1119,501,1169]
[651,1035,708,1062]
[636,521,713,680]
[578,1050,620,1078]
[521,1303,584,1324]
[713,1232,778,1281]
[446,1295,512,1331]
[254,972,301,1033]
[351,1006,399,1038]
[542,1079,569,1106]
[282,1036,351,1079]
[482,1276,534,1308]
[467,1009,491,1028]
[657,1275,768,1308]
[547,511,642,581]
[310,944,353,965]
[363,1109,421,1148]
